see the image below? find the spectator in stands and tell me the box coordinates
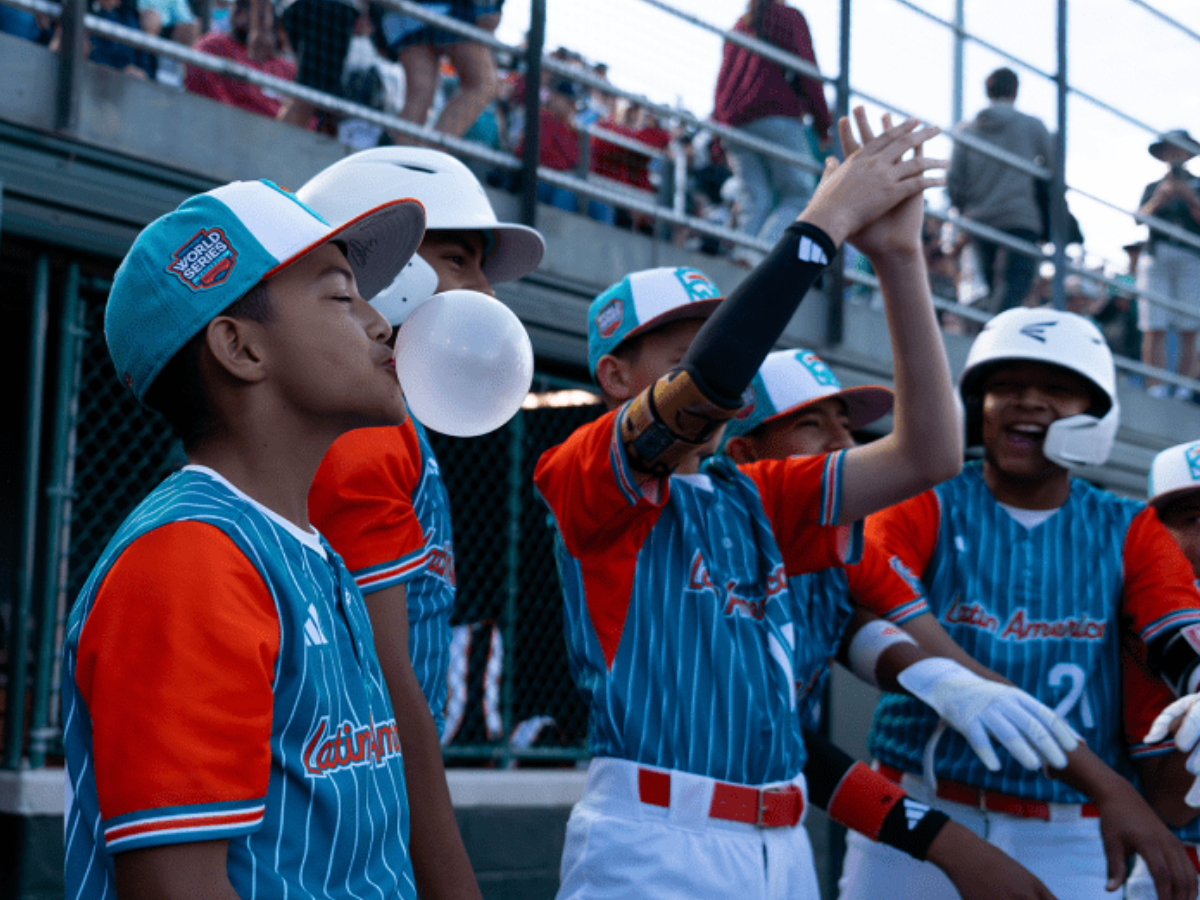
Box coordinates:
[515,78,608,224]
[1092,241,1143,364]
[433,60,503,154]
[712,0,832,266]
[138,0,199,84]
[379,1,500,141]
[923,214,962,303]
[63,0,152,79]
[1,4,51,42]
[185,0,296,118]
[588,101,670,233]
[261,0,359,131]
[947,67,1052,316]
[1135,128,1200,399]
[575,61,613,130]
[207,0,235,33]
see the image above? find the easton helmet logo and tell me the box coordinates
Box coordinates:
[596,297,624,338]
[167,228,238,291]
[673,267,720,302]
[1019,320,1059,343]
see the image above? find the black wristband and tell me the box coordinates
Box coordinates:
[877,798,950,862]
[1147,625,1200,697]
[680,221,837,408]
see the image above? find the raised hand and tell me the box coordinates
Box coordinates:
[845,111,934,262]
[798,106,946,248]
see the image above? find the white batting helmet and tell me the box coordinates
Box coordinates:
[297,148,545,326]
[959,307,1119,468]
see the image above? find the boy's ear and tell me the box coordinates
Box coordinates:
[203,316,268,386]
[723,435,758,465]
[595,354,635,403]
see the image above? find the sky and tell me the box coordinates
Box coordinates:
[494,0,1200,272]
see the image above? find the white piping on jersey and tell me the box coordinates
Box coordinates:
[183,464,327,558]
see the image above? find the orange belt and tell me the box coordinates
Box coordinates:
[637,767,804,828]
[876,763,1099,822]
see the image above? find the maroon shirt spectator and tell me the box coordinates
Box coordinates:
[590,115,670,192]
[711,0,831,143]
[517,81,581,171]
[185,0,296,118]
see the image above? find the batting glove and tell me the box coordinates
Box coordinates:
[897,657,1078,772]
[1143,692,1200,807]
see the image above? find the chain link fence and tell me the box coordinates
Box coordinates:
[40,284,600,765]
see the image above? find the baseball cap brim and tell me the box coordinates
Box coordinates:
[759,384,895,433]
[483,223,546,284]
[618,297,724,347]
[1150,486,1200,510]
[287,198,426,302]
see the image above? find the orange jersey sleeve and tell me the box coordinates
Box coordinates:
[1123,506,1200,643]
[864,490,942,583]
[74,521,280,822]
[1122,630,1178,754]
[845,536,931,623]
[309,422,424,578]
[741,451,863,575]
[534,407,668,559]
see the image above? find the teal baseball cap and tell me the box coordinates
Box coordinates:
[586,266,723,376]
[105,179,425,404]
[1149,440,1200,509]
[723,348,894,440]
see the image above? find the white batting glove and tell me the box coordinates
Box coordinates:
[897,657,1079,772]
[1143,692,1200,807]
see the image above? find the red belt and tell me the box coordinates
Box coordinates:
[876,763,1099,822]
[637,767,804,828]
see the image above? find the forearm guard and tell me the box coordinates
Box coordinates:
[620,367,741,479]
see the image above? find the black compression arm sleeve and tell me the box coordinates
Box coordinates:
[679,222,837,408]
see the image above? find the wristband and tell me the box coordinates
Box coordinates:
[1147,624,1200,697]
[825,762,949,861]
[846,619,918,687]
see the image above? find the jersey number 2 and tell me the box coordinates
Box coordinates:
[1049,662,1095,729]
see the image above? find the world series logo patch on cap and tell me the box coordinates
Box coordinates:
[596,297,624,338]
[167,228,238,291]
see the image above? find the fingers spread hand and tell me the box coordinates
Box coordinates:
[839,115,860,157]
[854,106,877,144]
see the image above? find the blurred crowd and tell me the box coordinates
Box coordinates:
[3,0,1198,399]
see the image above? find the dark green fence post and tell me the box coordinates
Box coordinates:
[30,264,86,768]
[7,256,51,770]
[502,410,525,766]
